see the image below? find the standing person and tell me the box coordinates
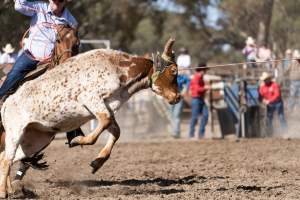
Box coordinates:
[287,50,300,112]
[278,49,292,85]
[242,36,257,68]
[282,49,293,71]
[0,44,17,64]
[259,72,287,134]
[257,44,272,70]
[170,71,190,138]
[177,47,191,75]
[188,63,210,139]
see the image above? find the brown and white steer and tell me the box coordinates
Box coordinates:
[0,38,180,197]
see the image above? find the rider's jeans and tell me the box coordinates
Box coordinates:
[0,52,38,98]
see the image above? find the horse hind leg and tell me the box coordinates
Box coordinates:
[11,125,54,174]
[9,124,54,196]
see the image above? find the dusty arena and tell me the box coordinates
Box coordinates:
[11,137,300,200]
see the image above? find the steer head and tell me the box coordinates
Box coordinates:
[150,38,181,105]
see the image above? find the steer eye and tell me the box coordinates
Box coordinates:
[171,67,177,75]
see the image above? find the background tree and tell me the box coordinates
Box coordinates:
[2,0,300,64]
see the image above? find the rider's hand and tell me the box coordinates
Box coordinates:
[263,99,269,105]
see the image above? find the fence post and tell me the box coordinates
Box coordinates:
[239,79,247,138]
[209,80,214,135]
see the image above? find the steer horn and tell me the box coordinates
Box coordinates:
[162,38,175,63]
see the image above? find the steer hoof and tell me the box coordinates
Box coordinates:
[90,157,108,174]
[69,136,84,147]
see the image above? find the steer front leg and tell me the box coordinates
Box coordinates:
[70,112,111,147]
[0,152,12,199]
[90,119,120,174]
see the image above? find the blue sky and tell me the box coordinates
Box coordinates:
[155,0,221,29]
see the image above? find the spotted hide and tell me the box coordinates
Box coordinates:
[0,38,180,198]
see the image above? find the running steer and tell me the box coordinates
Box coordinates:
[0,38,180,198]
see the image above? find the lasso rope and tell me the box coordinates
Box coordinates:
[178,58,299,71]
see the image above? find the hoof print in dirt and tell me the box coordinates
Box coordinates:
[10,180,37,199]
[21,187,38,199]
[8,186,37,199]
[90,157,108,174]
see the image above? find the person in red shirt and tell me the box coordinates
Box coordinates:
[259,72,287,133]
[188,63,210,139]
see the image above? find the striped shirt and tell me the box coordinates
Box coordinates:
[15,0,78,60]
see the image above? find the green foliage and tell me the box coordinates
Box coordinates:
[0,1,29,49]
[1,0,300,64]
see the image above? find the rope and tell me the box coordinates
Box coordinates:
[178,58,299,71]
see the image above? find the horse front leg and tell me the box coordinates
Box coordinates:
[90,119,120,174]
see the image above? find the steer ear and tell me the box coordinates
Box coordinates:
[162,38,176,63]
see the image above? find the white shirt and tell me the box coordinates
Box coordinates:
[176,54,191,68]
[15,0,78,60]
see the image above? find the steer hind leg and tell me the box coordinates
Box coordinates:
[90,119,120,174]
[70,112,112,147]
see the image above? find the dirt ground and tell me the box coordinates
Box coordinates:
[10,137,300,199]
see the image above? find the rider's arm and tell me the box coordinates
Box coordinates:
[15,0,44,17]
[64,9,78,29]
[69,16,78,29]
